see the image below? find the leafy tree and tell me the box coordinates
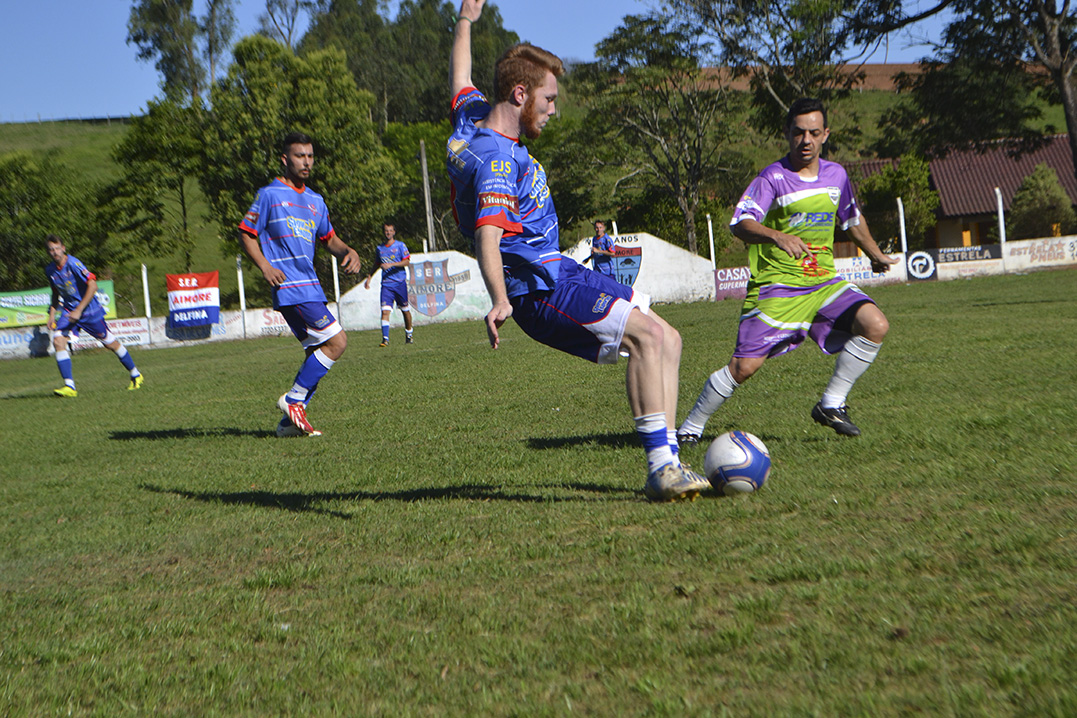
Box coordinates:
[107,99,206,271]
[259,0,315,50]
[577,14,749,254]
[381,121,461,254]
[855,154,940,252]
[203,0,238,84]
[300,0,518,125]
[202,36,402,303]
[127,0,206,104]
[0,153,110,292]
[1007,163,1077,240]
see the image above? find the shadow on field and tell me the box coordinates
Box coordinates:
[110,427,276,440]
[526,432,638,450]
[142,481,637,518]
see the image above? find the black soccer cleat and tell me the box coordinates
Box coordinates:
[811,402,861,436]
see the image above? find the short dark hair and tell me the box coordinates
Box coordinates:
[282,131,313,154]
[383,222,395,229]
[785,98,827,130]
[45,234,65,247]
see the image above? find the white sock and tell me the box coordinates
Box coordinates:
[680,366,739,435]
[821,336,881,408]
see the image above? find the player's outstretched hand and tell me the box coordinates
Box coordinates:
[870,254,900,274]
[340,249,362,274]
[460,0,484,22]
[262,266,288,287]
[485,300,512,349]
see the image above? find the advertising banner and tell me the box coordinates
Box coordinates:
[0,281,116,328]
[166,272,220,328]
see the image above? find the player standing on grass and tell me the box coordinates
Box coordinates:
[364,222,414,347]
[239,131,363,437]
[45,235,143,397]
[446,0,710,501]
[589,220,616,277]
[677,98,898,442]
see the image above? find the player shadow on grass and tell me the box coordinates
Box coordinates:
[526,431,639,450]
[142,481,638,519]
[110,427,277,440]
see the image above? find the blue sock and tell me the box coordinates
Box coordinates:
[113,344,137,374]
[381,321,390,342]
[286,349,334,404]
[635,413,674,473]
[56,350,74,387]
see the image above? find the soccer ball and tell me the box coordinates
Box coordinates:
[703,430,771,495]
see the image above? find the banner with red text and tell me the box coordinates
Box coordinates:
[166,271,220,327]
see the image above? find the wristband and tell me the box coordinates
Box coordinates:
[456,15,473,25]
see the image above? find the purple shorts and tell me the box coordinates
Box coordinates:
[380,282,410,311]
[278,302,342,349]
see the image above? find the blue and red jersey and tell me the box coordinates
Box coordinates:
[45,254,105,322]
[239,178,336,308]
[446,87,562,298]
[377,239,410,286]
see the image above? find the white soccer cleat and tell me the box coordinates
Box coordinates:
[277,394,321,436]
[644,462,709,502]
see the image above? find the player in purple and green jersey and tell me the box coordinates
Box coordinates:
[679,98,898,441]
[239,132,363,437]
[364,222,414,346]
[446,0,710,501]
[44,235,142,397]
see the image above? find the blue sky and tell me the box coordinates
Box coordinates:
[2,0,943,123]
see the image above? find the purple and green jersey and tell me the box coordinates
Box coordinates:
[45,255,105,323]
[239,178,336,309]
[731,156,862,289]
[447,87,562,298]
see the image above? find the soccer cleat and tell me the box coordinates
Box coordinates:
[811,402,861,436]
[644,462,710,502]
[379,340,389,347]
[54,386,78,398]
[277,394,321,436]
[405,334,414,344]
[128,374,144,391]
[275,416,316,438]
[676,430,701,446]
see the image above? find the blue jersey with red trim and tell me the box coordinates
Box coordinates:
[239,178,335,308]
[447,87,561,297]
[377,239,410,286]
[45,254,105,322]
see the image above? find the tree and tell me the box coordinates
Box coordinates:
[203,0,238,85]
[259,0,315,50]
[855,154,940,252]
[381,121,461,253]
[577,14,749,254]
[1007,163,1077,240]
[0,153,110,292]
[202,36,401,303]
[107,99,206,271]
[127,0,206,104]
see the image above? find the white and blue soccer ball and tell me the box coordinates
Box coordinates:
[703,430,771,495]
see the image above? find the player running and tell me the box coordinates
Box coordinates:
[678,98,898,442]
[45,235,143,397]
[239,132,362,437]
[364,222,414,347]
[446,0,710,501]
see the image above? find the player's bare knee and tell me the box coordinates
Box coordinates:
[729,357,761,384]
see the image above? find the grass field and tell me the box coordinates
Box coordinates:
[2,269,1076,716]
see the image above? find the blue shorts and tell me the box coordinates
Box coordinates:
[380,282,410,311]
[278,302,343,349]
[54,312,112,343]
[510,260,650,365]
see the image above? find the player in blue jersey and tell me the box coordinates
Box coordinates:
[364,222,414,346]
[589,220,616,277]
[446,0,710,501]
[44,235,143,397]
[239,131,363,437]
[678,98,898,442]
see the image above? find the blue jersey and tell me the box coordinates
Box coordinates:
[447,87,561,298]
[45,254,105,322]
[377,240,410,286]
[591,233,615,276]
[239,178,336,308]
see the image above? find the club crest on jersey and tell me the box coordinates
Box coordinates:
[408,259,471,316]
[827,187,841,204]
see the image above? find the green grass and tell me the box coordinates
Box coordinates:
[2,268,1075,716]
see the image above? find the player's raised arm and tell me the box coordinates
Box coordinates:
[450,0,485,97]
